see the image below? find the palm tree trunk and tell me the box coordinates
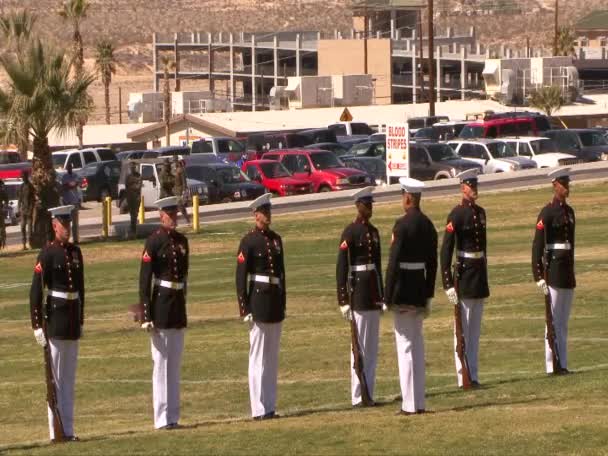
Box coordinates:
[30,136,59,248]
[104,81,111,124]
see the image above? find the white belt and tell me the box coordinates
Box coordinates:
[546,243,572,250]
[399,262,425,270]
[49,290,79,300]
[350,264,376,272]
[250,274,280,285]
[457,250,485,259]
[154,279,185,290]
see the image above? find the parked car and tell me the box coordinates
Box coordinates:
[409,142,483,181]
[191,136,253,164]
[116,159,209,212]
[52,147,117,171]
[242,160,314,196]
[327,122,373,141]
[414,121,469,142]
[448,139,537,173]
[483,111,553,131]
[246,132,311,155]
[115,150,149,161]
[0,150,21,165]
[346,141,387,160]
[152,145,191,158]
[75,160,121,202]
[339,156,386,186]
[185,162,266,204]
[303,142,351,155]
[298,128,338,144]
[502,137,583,168]
[262,149,372,192]
[368,133,386,143]
[2,178,20,225]
[0,162,31,180]
[408,116,449,134]
[459,117,538,139]
[542,129,608,162]
[337,136,369,149]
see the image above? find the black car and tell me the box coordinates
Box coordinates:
[153,145,191,158]
[409,143,483,181]
[185,162,266,204]
[76,160,121,202]
[345,141,387,160]
[542,129,608,162]
[414,122,469,142]
[298,128,338,144]
[303,142,351,155]
[115,150,150,161]
[339,156,386,185]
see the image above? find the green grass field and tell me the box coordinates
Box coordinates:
[1,182,607,455]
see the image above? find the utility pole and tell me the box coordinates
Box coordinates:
[363,4,368,74]
[553,0,559,56]
[118,87,123,124]
[428,0,435,115]
[418,14,426,102]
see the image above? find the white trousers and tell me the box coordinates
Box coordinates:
[545,287,574,373]
[47,338,79,439]
[249,321,282,418]
[394,310,425,413]
[453,298,484,387]
[151,329,184,429]
[350,310,380,405]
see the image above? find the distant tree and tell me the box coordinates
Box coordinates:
[95,38,117,124]
[528,85,564,116]
[59,0,91,148]
[160,55,175,146]
[555,26,577,58]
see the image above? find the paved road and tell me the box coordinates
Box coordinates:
[4,162,608,247]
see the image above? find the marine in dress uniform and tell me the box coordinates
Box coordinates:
[385,178,437,415]
[139,196,189,430]
[125,162,142,238]
[532,168,576,375]
[235,193,286,420]
[336,187,384,407]
[440,169,489,388]
[30,205,84,442]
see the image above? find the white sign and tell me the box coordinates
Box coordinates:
[386,123,410,178]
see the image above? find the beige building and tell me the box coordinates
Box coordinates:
[575,11,608,48]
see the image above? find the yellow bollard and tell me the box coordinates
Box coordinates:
[192,194,200,233]
[138,196,145,224]
[102,197,108,238]
[105,196,112,227]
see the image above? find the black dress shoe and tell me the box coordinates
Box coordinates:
[396,409,416,416]
[51,436,79,443]
[353,401,376,409]
[253,411,278,421]
[471,381,482,388]
[166,423,180,430]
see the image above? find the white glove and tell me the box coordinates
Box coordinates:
[34,328,46,347]
[381,302,388,312]
[536,279,549,296]
[243,313,253,323]
[446,287,458,306]
[141,321,154,331]
[340,305,352,321]
[423,299,432,319]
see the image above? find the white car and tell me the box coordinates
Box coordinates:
[448,139,537,173]
[503,137,584,168]
[52,147,117,172]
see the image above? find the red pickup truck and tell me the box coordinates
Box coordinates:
[241,160,314,196]
[262,149,372,192]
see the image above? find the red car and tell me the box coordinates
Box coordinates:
[262,149,372,192]
[242,160,314,196]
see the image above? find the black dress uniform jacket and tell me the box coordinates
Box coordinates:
[532,198,576,289]
[236,227,286,323]
[336,218,384,310]
[385,208,438,307]
[440,200,489,299]
[139,227,189,329]
[30,240,85,339]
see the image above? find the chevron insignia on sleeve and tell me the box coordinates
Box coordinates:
[142,251,152,263]
[34,262,42,273]
[536,220,544,230]
[237,251,245,264]
[340,240,348,250]
[446,222,454,233]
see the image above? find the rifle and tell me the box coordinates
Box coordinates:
[543,232,561,373]
[453,274,472,390]
[43,327,66,441]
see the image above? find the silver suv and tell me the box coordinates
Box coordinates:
[52,148,117,171]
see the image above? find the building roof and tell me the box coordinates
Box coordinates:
[126,114,236,141]
[48,122,154,148]
[351,0,426,11]
[575,10,608,31]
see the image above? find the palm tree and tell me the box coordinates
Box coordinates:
[1,10,37,159]
[95,38,116,124]
[160,55,175,146]
[528,85,564,117]
[59,0,91,148]
[0,40,95,246]
[555,26,577,58]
